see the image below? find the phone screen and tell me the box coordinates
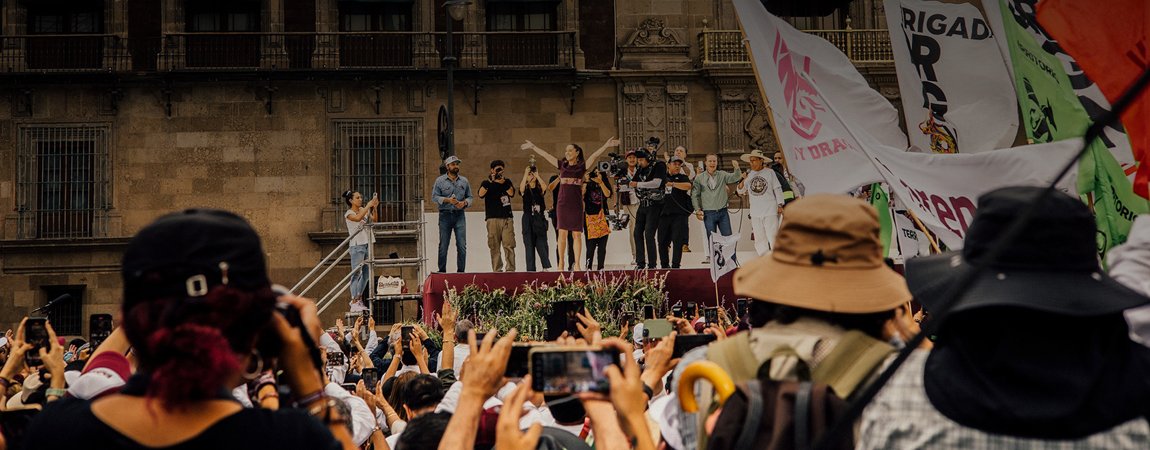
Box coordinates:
[504,343,534,378]
[89,314,113,351]
[361,368,380,391]
[24,318,48,367]
[545,300,586,341]
[704,308,718,325]
[671,305,683,318]
[401,326,417,365]
[736,299,750,319]
[686,302,697,317]
[672,334,717,358]
[327,351,345,367]
[643,305,655,320]
[530,348,620,395]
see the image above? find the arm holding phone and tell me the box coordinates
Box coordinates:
[0,318,33,407]
[437,329,516,450]
[38,321,67,402]
[577,338,656,450]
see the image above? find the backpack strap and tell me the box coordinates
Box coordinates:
[733,380,764,450]
[810,330,894,399]
[705,331,759,383]
[794,381,813,450]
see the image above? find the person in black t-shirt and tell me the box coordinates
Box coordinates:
[520,166,552,271]
[658,157,693,268]
[26,210,347,450]
[478,159,516,272]
[628,150,668,269]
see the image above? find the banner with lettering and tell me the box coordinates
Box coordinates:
[988,0,1148,260]
[884,0,1018,154]
[984,0,1137,173]
[893,213,922,260]
[733,0,906,195]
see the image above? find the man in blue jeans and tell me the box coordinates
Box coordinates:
[432,156,473,272]
[691,154,742,264]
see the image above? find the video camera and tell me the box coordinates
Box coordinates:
[596,152,629,178]
[606,210,630,231]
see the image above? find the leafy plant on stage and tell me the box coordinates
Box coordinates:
[444,271,668,341]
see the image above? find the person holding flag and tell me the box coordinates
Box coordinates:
[737,149,785,255]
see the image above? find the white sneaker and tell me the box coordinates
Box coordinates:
[349,298,369,313]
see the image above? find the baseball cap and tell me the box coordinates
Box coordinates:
[444,155,462,166]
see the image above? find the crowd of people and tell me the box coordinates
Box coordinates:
[425,140,802,274]
[2,184,1148,449]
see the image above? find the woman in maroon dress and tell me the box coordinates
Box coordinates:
[522,137,620,271]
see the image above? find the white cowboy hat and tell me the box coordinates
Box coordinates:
[739,149,769,163]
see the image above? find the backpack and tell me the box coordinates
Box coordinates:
[705,348,852,450]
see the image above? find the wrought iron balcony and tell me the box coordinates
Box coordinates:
[0,34,131,72]
[698,29,893,67]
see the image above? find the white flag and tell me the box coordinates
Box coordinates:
[885,0,1018,154]
[893,213,921,260]
[709,233,741,283]
[733,0,908,195]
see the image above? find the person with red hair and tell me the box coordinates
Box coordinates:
[26,209,356,450]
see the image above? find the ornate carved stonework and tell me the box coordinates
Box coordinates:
[618,17,691,70]
[625,18,683,47]
[619,81,690,152]
[714,80,778,154]
[743,93,778,153]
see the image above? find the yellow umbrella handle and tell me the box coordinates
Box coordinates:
[678,361,736,412]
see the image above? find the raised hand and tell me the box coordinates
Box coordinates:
[496,378,543,450]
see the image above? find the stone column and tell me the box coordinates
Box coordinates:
[312,0,339,68]
[565,0,583,69]
[104,0,131,71]
[412,0,437,68]
[157,0,185,70]
[261,0,289,69]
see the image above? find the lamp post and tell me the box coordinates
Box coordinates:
[443,0,471,158]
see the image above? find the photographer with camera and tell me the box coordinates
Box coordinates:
[628,148,668,270]
[519,164,552,272]
[478,160,517,272]
[614,150,642,264]
[27,209,355,450]
[583,168,614,270]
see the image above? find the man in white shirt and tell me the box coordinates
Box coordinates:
[736,149,785,255]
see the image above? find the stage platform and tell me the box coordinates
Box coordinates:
[420,269,737,324]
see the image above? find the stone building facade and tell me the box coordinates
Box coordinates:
[0,0,896,335]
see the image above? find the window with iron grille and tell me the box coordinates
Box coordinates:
[331,119,423,224]
[40,285,84,337]
[16,124,112,239]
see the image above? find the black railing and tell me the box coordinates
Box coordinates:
[0,34,130,72]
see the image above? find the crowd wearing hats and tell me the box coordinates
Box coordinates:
[2,182,1148,450]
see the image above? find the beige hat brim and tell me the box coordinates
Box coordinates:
[740,153,763,163]
[734,253,911,314]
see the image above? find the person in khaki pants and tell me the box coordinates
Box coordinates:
[478,159,516,272]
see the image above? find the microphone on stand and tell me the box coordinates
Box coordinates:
[32,293,72,314]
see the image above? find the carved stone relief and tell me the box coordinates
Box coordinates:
[620,81,690,152]
[715,81,778,154]
[624,18,684,47]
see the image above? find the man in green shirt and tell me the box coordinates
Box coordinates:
[691,154,743,249]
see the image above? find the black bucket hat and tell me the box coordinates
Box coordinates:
[906,186,1149,320]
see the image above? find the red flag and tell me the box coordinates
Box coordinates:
[1038,0,1150,198]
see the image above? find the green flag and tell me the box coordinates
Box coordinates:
[996,0,1148,261]
[869,183,893,258]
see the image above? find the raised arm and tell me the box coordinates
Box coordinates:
[585,137,621,167]
[521,140,559,168]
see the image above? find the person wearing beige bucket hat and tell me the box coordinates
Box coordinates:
[668,194,913,449]
[736,149,787,256]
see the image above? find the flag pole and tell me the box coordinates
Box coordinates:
[905,209,941,253]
